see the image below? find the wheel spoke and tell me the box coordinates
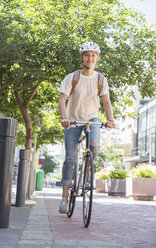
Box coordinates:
[83,153,93,227]
[67,167,77,218]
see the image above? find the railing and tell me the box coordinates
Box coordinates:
[125,147,152,157]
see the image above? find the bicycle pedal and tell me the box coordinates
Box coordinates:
[84,186,95,190]
[84,186,90,190]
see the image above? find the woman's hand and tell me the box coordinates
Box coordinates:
[61,119,71,127]
[106,120,115,128]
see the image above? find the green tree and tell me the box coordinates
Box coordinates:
[0,0,66,196]
[94,143,123,172]
[1,0,155,146]
[0,0,156,171]
[0,1,64,151]
[42,153,58,175]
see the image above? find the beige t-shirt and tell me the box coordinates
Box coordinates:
[59,71,109,121]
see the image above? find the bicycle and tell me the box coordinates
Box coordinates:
[67,121,107,228]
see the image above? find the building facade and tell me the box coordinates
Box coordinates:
[137,96,156,165]
[125,96,156,166]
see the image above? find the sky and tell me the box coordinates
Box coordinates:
[122,0,156,26]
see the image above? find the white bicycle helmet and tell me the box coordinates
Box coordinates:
[79,42,100,54]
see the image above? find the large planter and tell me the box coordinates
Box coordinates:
[95,179,108,193]
[108,178,132,197]
[132,178,156,201]
[108,178,126,196]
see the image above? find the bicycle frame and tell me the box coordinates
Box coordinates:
[73,121,105,196]
[67,121,107,225]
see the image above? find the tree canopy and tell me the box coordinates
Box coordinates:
[94,142,123,172]
[42,152,59,175]
[0,0,156,148]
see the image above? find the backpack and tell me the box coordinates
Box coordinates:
[70,70,104,96]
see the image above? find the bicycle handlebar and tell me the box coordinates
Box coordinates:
[70,121,107,128]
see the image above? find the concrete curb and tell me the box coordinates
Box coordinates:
[11,196,36,207]
[18,195,53,246]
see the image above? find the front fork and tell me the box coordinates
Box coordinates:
[85,124,90,150]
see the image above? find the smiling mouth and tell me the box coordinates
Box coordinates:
[87,61,94,64]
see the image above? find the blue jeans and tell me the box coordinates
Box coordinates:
[62,118,100,186]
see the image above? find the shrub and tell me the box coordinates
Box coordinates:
[95,169,110,179]
[130,165,156,178]
[109,169,129,179]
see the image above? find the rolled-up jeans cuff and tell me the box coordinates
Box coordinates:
[61,179,72,186]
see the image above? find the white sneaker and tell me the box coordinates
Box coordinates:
[59,201,68,214]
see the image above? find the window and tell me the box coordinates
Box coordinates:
[147,106,155,129]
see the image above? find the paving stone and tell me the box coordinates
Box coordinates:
[18,196,53,246]
[0,206,31,246]
[18,240,53,245]
[45,187,156,248]
[54,240,122,247]
[1,187,156,248]
[17,245,53,248]
[0,245,18,248]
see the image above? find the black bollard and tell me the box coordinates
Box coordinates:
[0,118,17,228]
[16,149,29,207]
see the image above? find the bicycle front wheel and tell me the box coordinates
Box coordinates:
[67,164,77,218]
[82,152,93,228]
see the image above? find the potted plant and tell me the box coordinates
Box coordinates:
[130,164,156,201]
[108,169,129,196]
[95,169,109,193]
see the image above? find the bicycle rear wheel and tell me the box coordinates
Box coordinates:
[82,151,93,227]
[67,164,77,218]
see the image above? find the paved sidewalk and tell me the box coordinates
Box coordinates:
[0,187,156,248]
[45,188,156,248]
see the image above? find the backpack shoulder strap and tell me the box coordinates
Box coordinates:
[97,72,104,96]
[70,70,80,96]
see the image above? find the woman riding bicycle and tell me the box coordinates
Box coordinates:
[58,42,115,213]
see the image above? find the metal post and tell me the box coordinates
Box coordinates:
[28,161,34,197]
[32,135,37,194]
[149,132,152,165]
[16,149,29,207]
[0,118,17,228]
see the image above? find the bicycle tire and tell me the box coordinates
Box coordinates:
[82,151,93,227]
[67,164,77,218]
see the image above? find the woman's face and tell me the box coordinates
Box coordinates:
[81,51,99,69]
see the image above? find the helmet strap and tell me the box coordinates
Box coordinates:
[81,59,90,70]
[82,63,90,70]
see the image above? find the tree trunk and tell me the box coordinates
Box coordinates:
[22,107,32,198]
[14,81,42,198]
[14,93,33,198]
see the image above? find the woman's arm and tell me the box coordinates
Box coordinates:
[59,93,71,127]
[102,94,115,128]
